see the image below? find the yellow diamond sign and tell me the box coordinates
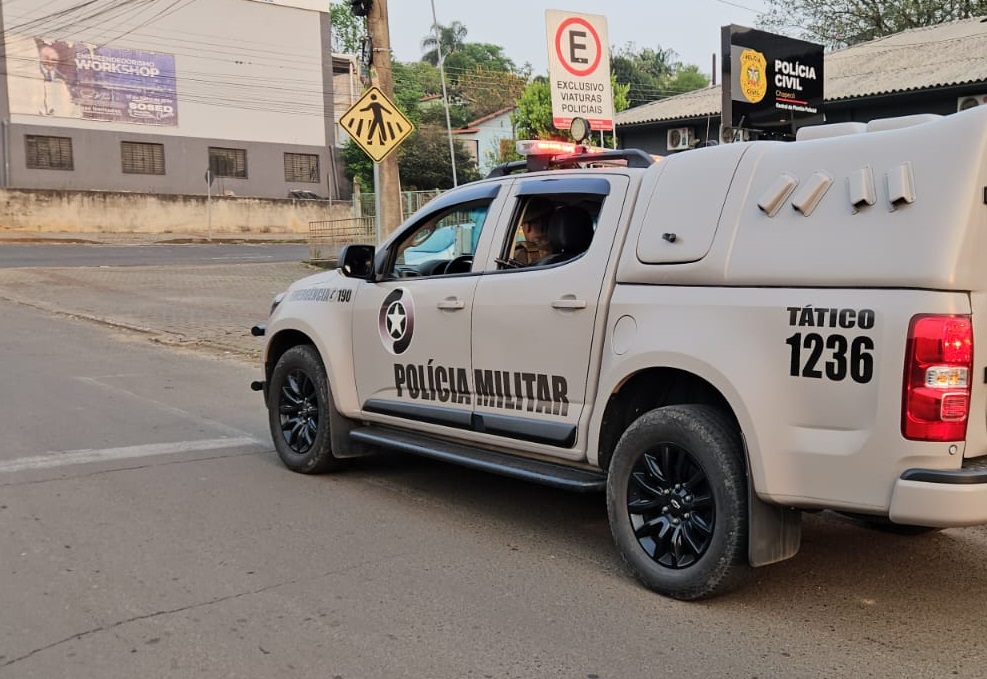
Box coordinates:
[341,86,414,163]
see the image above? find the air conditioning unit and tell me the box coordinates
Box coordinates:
[666,127,694,151]
[720,125,752,144]
[957,94,987,112]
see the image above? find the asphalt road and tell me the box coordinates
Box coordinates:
[0,242,310,268]
[3,255,987,678]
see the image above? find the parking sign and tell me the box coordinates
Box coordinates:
[546,9,614,132]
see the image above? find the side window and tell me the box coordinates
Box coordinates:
[499,194,603,269]
[387,199,491,278]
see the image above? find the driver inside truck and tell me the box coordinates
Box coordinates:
[512,197,555,265]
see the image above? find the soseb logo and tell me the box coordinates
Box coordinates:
[378,288,415,355]
[739,49,767,104]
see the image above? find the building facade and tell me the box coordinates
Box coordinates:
[617,17,987,155]
[0,0,343,199]
[453,107,516,177]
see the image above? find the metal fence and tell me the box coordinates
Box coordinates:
[308,190,447,263]
[356,189,444,221]
[307,216,376,263]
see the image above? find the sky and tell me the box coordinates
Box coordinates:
[386,0,773,78]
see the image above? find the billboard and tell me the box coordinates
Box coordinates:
[721,25,824,132]
[8,36,178,126]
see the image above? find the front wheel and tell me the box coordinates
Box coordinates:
[606,404,750,600]
[268,345,345,473]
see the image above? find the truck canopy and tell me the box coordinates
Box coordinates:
[619,106,987,292]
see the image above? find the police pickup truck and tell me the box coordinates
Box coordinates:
[252,107,987,600]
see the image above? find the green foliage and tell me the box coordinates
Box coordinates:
[611,43,709,107]
[443,43,516,78]
[399,127,479,190]
[758,0,987,48]
[456,66,527,119]
[389,62,424,126]
[667,65,710,97]
[512,79,555,140]
[420,102,471,129]
[341,138,374,191]
[328,2,366,54]
[420,21,469,66]
[399,61,443,97]
[612,77,630,113]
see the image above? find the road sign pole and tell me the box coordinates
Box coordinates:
[366,0,403,238]
[205,169,213,242]
[373,161,382,244]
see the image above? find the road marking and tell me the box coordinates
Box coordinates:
[0,437,264,473]
[75,376,257,440]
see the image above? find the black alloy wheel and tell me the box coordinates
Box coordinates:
[268,345,345,473]
[627,442,715,569]
[607,404,750,600]
[278,368,319,454]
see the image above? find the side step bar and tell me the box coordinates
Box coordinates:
[350,426,606,492]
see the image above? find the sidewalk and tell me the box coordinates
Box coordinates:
[0,229,308,245]
[0,256,318,360]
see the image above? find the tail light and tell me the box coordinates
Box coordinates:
[902,314,973,441]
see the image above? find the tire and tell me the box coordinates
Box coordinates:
[268,345,346,474]
[606,404,750,601]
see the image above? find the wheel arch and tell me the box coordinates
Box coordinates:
[592,361,801,568]
[596,367,738,473]
[265,328,316,386]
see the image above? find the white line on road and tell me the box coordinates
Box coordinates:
[0,437,264,473]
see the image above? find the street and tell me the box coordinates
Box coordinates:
[2,246,987,678]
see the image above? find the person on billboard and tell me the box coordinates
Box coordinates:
[35,39,80,118]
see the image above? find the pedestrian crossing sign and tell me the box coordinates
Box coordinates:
[341,86,414,163]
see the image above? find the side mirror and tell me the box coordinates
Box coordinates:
[338,244,375,279]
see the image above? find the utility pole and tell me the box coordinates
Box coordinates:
[366,0,403,239]
[430,0,457,187]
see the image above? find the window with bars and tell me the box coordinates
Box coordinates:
[121,142,165,175]
[26,135,73,170]
[284,152,320,183]
[208,146,247,178]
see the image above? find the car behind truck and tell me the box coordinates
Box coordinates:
[252,106,987,600]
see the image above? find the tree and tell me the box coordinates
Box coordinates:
[512,78,554,140]
[443,43,516,78]
[612,43,709,107]
[389,61,425,126]
[399,126,479,190]
[399,61,444,97]
[667,65,709,97]
[758,0,987,48]
[329,2,366,55]
[420,21,468,66]
[456,66,528,118]
[341,138,374,192]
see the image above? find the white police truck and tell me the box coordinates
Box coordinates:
[252,107,987,600]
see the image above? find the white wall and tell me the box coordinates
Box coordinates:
[5,0,327,146]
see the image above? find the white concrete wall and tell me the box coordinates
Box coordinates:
[0,189,353,236]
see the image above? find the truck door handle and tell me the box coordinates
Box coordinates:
[551,298,587,310]
[436,298,465,310]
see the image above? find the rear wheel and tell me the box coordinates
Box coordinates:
[268,345,345,473]
[607,404,750,600]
